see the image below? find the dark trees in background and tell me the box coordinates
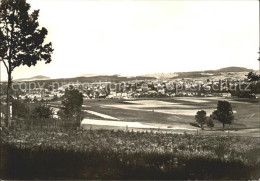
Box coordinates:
[31,104,54,128]
[212,101,234,130]
[32,104,53,119]
[247,72,260,82]
[12,99,29,119]
[247,72,260,94]
[0,0,54,127]
[58,88,83,128]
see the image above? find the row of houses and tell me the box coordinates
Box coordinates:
[0,77,252,101]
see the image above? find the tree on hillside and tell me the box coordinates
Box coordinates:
[195,110,207,130]
[0,0,54,126]
[212,101,234,130]
[58,88,83,127]
[247,72,260,94]
[247,72,259,82]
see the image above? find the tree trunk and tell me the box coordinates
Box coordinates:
[6,72,11,127]
[222,123,225,131]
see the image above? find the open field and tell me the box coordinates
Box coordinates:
[82,97,260,136]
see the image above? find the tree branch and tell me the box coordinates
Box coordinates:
[2,59,9,73]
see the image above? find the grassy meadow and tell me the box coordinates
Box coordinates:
[82,97,260,135]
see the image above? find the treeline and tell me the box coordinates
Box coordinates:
[195,101,234,130]
[9,88,84,129]
[11,100,57,128]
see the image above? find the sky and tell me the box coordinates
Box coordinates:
[0,0,259,80]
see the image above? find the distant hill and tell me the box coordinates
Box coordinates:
[142,73,178,79]
[14,75,50,82]
[217,67,253,72]
[140,66,254,80]
[48,75,156,83]
[172,67,253,79]
[10,66,254,82]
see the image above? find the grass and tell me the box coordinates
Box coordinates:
[82,97,260,131]
[1,128,260,180]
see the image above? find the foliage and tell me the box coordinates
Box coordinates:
[33,96,38,102]
[0,0,53,126]
[206,116,214,130]
[31,104,53,119]
[250,83,260,94]
[52,94,58,101]
[247,72,260,82]
[212,101,234,129]
[195,110,207,129]
[58,88,83,127]
[12,99,30,119]
[1,129,260,180]
[23,96,31,103]
[0,0,54,68]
